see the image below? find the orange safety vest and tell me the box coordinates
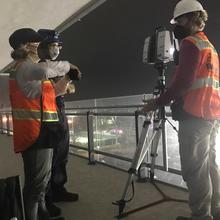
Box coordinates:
[183,32,220,120]
[9,62,59,153]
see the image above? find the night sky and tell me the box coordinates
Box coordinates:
[59,0,220,101]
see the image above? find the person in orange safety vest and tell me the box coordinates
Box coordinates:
[142,1,220,220]
[8,28,80,220]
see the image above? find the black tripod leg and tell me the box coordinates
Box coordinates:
[113,115,164,217]
[117,114,188,219]
[149,123,162,180]
[112,172,134,218]
[113,116,153,216]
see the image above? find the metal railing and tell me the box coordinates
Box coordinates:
[0,102,183,187]
[65,103,183,186]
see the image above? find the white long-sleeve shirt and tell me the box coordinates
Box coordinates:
[15,58,70,99]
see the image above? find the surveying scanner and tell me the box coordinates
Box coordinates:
[113,27,187,218]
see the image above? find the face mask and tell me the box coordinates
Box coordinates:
[173,25,191,40]
[48,47,60,60]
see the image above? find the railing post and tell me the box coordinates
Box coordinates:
[134,110,139,146]
[0,113,3,134]
[87,111,96,165]
[6,114,11,136]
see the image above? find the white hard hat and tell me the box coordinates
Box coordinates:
[170,0,205,24]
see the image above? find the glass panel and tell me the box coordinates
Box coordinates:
[95,154,131,171]
[137,115,164,167]
[69,146,88,158]
[154,134,163,166]
[155,170,186,188]
[68,115,88,149]
[93,116,136,159]
[66,95,184,187]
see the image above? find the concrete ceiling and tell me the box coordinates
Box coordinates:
[0,0,94,70]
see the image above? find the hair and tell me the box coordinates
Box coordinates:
[10,48,28,60]
[185,10,208,30]
[37,43,50,60]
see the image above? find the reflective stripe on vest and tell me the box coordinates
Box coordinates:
[189,77,219,91]
[189,35,217,53]
[42,111,59,122]
[12,109,41,120]
[12,108,58,121]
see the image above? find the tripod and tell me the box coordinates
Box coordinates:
[113,62,187,218]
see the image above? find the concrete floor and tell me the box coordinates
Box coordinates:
[0,134,190,220]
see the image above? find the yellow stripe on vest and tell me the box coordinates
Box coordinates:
[189,77,219,91]
[12,109,41,120]
[188,36,217,54]
[12,109,58,121]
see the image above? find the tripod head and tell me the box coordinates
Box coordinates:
[153,62,167,96]
[142,26,179,120]
[152,62,167,120]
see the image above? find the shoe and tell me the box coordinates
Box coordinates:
[176,217,191,220]
[38,201,50,220]
[213,213,220,220]
[46,201,61,217]
[53,188,79,202]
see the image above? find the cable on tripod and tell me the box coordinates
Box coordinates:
[124,179,135,203]
[112,179,135,211]
[166,118,179,133]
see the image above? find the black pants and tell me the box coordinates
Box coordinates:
[0,176,24,220]
[46,106,70,201]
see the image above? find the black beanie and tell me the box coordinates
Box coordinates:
[9,28,42,49]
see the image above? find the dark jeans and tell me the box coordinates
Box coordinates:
[0,176,24,220]
[51,120,69,192]
[22,148,53,220]
[46,101,70,201]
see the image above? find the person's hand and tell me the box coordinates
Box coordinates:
[67,63,82,80]
[141,99,158,112]
[53,76,69,96]
[66,83,75,94]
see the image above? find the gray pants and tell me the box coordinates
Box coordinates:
[22,148,53,220]
[179,119,220,220]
